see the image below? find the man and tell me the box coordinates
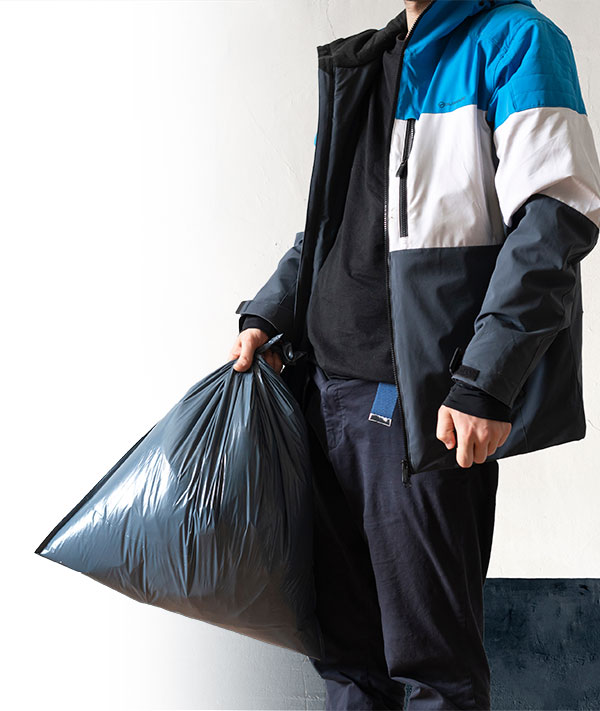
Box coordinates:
[228,1,600,708]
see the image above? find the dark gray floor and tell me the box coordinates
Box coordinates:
[303,578,600,710]
[485,578,600,710]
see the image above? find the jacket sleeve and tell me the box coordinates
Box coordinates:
[235,230,304,339]
[448,17,600,409]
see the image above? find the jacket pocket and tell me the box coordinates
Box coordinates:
[396,117,416,239]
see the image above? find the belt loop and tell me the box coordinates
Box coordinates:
[368,382,398,427]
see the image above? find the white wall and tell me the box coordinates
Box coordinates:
[2,1,598,709]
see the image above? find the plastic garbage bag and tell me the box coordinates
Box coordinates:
[35,334,324,660]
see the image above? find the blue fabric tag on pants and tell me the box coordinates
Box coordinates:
[368,382,397,427]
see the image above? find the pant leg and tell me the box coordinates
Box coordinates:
[306,363,499,711]
[303,362,408,711]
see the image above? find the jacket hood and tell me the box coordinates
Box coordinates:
[320,0,536,67]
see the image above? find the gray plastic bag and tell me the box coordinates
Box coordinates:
[35,334,324,659]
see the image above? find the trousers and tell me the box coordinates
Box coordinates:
[301,359,500,711]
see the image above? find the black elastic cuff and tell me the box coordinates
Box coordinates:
[442,379,512,422]
[239,315,279,339]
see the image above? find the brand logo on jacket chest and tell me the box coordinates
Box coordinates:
[438,95,466,109]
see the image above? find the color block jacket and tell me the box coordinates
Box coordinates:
[235,0,600,479]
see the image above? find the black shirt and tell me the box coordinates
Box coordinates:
[303,36,403,384]
[240,32,511,423]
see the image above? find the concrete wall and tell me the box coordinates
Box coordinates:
[3,1,599,709]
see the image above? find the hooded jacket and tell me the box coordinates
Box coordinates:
[235,0,600,480]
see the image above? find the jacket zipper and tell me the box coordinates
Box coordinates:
[384,4,435,487]
[396,118,416,238]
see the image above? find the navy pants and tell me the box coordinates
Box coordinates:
[302,360,499,711]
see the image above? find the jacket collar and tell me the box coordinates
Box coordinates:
[320,0,536,68]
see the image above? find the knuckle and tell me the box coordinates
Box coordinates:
[463,422,475,437]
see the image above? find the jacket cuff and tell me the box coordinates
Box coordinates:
[442,378,512,422]
[235,298,294,339]
[238,314,279,339]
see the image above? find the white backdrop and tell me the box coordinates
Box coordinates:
[2,1,599,709]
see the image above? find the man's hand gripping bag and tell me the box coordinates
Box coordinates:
[34,334,324,660]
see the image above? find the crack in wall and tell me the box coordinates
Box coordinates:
[324,0,336,39]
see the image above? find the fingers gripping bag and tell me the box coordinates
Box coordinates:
[35,334,325,659]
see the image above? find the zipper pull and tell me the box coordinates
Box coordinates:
[396,160,408,179]
[401,458,412,488]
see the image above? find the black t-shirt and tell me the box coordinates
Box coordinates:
[304,35,405,384]
[240,32,512,423]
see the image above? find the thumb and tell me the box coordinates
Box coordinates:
[436,406,456,449]
[234,337,257,372]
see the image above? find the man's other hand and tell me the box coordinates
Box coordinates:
[228,328,283,374]
[436,405,511,468]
